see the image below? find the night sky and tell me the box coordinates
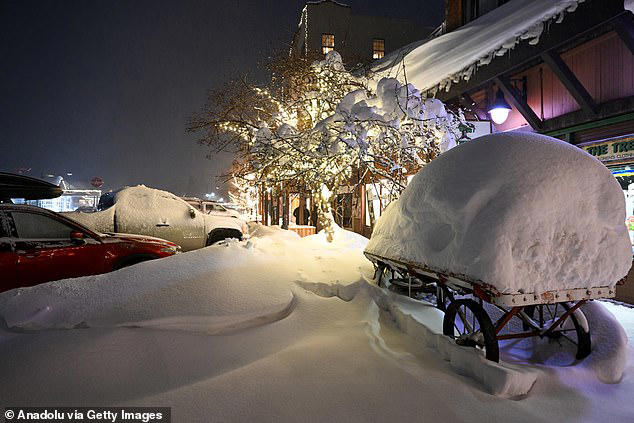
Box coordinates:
[1,0,443,197]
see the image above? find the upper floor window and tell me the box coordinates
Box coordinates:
[372,39,385,59]
[322,34,334,55]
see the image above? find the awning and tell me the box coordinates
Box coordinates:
[370,0,586,94]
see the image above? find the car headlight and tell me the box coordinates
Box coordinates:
[160,245,180,254]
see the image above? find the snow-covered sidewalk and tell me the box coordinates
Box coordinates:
[1,227,633,422]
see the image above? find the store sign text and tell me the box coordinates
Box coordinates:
[583,136,634,162]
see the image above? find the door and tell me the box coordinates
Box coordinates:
[10,211,106,287]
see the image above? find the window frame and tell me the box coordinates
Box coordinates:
[372,38,385,60]
[10,210,77,241]
[321,33,335,55]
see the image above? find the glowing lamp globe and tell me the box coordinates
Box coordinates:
[489,107,511,125]
[488,89,512,125]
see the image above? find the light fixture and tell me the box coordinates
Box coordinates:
[488,88,512,125]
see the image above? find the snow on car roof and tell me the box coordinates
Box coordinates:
[365,132,632,295]
[370,0,585,94]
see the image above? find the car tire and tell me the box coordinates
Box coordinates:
[206,228,243,246]
[113,254,159,271]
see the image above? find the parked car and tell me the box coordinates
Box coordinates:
[63,186,247,251]
[182,197,242,219]
[0,203,179,292]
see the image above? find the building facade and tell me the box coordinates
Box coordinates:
[427,0,634,302]
[291,0,433,65]
[432,0,634,224]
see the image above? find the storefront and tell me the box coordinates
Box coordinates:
[580,134,634,247]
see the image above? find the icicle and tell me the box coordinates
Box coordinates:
[478,52,494,66]
[502,38,517,50]
[556,12,565,23]
[463,64,476,81]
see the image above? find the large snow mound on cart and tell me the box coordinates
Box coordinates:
[366,132,632,295]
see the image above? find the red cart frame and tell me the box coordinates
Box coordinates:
[364,251,620,362]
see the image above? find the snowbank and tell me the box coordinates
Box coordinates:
[371,0,585,94]
[1,223,632,415]
[0,244,294,331]
[580,301,628,383]
[248,223,301,240]
[300,277,540,397]
[366,132,632,295]
[0,225,367,331]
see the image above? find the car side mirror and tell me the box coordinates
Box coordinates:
[70,231,85,244]
[189,208,196,218]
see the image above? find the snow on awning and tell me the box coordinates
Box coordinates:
[370,0,586,95]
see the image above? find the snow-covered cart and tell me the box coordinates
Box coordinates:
[364,250,625,362]
[364,133,632,363]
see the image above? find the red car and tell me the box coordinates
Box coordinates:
[0,204,179,292]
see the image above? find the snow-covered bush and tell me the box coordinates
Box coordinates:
[190,51,465,241]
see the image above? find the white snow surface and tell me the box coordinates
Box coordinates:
[366,132,631,295]
[371,0,585,93]
[1,225,633,421]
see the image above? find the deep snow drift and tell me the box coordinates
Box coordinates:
[0,226,632,421]
[366,132,632,295]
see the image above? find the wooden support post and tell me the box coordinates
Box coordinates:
[299,195,305,226]
[282,189,289,229]
[258,186,266,225]
[541,50,597,117]
[267,190,272,226]
[275,191,282,225]
[360,184,367,235]
[494,76,544,131]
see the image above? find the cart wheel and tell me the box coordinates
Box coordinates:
[436,285,453,312]
[526,303,591,360]
[443,299,499,362]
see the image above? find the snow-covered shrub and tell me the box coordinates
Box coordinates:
[190,51,465,241]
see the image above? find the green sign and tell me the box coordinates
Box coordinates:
[582,136,634,162]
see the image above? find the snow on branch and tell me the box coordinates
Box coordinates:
[190,51,466,241]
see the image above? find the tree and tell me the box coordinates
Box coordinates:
[189,51,466,241]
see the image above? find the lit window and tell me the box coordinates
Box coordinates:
[322,34,334,55]
[372,39,385,59]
